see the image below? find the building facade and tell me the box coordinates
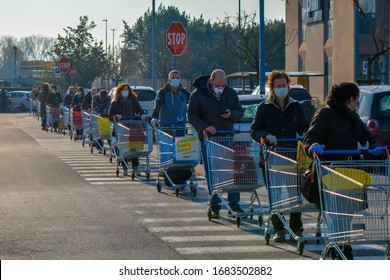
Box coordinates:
[286,0,390,101]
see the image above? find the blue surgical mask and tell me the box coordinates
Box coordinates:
[274,87,288,99]
[170,78,180,88]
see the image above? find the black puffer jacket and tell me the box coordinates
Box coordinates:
[46,92,62,107]
[108,97,144,122]
[188,75,244,141]
[304,99,379,161]
[251,95,309,145]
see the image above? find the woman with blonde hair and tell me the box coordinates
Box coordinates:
[109,83,145,175]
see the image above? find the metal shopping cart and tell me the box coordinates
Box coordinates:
[314,148,390,260]
[69,109,82,140]
[81,111,92,147]
[45,105,61,132]
[90,113,111,156]
[29,99,37,115]
[261,137,322,255]
[205,131,264,227]
[112,118,153,180]
[155,122,200,197]
[62,106,71,136]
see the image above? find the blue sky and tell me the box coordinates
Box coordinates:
[0,0,285,44]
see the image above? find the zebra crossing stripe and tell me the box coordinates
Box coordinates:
[161,235,262,242]
[149,226,238,233]
[140,217,206,223]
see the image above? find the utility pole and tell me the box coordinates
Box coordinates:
[111,28,117,88]
[238,0,241,73]
[102,19,108,88]
[259,0,266,93]
[152,0,157,90]
[13,46,17,81]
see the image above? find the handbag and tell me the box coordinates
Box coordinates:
[300,162,320,204]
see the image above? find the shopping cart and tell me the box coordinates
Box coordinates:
[62,106,71,136]
[45,105,61,132]
[90,113,111,156]
[205,131,264,227]
[81,111,92,147]
[111,117,153,180]
[261,136,322,255]
[69,109,82,140]
[314,148,390,260]
[155,121,200,197]
[29,99,37,115]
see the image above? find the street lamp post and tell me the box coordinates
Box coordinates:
[111,28,117,88]
[102,19,108,88]
[13,46,17,82]
[259,0,266,93]
[238,0,241,73]
[152,0,157,90]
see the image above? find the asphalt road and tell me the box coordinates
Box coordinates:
[0,113,387,260]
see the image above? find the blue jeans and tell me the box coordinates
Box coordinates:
[201,140,240,210]
[41,113,46,129]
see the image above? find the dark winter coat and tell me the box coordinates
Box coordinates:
[250,95,309,146]
[46,92,62,107]
[108,97,144,122]
[64,93,74,107]
[38,89,49,115]
[92,95,111,116]
[82,91,93,110]
[152,83,190,122]
[188,75,244,141]
[304,99,380,161]
[71,92,85,111]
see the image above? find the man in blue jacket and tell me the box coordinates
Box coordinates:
[188,69,244,218]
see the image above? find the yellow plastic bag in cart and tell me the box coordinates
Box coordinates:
[98,115,110,137]
[296,140,311,170]
[322,168,371,191]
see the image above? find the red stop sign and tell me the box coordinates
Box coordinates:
[58,58,71,73]
[166,22,187,56]
[69,66,77,78]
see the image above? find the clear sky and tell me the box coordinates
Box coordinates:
[0,0,285,45]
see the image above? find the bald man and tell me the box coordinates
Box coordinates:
[188,69,244,219]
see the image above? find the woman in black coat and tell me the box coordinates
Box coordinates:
[109,83,145,175]
[304,82,383,259]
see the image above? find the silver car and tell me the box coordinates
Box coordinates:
[7,91,30,112]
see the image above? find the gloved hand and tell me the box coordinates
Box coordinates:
[114,114,122,120]
[370,146,389,156]
[310,144,325,155]
[150,118,158,127]
[265,134,277,144]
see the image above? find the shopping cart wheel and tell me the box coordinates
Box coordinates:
[192,187,197,197]
[110,156,113,163]
[236,217,241,227]
[103,149,106,156]
[90,147,93,154]
[82,140,85,147]
[146,173,150,180]
[156,183,161,192]
[258,216,263,227]
[297,242,304,255]
[50,128,53,133]
[316,231,321,244]
[207,209,212,221]
[116,169,119,177]
[249,207,254,219]
[175,188,179,197]
[265,233,270,245]
[131,173,135,180]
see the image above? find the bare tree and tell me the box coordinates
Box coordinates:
[0,36,20,79]
[19,35,55,61]
[352,0,390,83]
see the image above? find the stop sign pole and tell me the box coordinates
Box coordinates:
[166,22,187,69]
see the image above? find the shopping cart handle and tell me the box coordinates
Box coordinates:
[159,120,187,125]
[203,129,240,136]
[318,147,388,156]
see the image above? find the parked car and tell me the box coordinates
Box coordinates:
[7,91,30,112]
[109,86,157,119]
[251,85,316,122]
[234,94,267,140]
[358,85,390,147]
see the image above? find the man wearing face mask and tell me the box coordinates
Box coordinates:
[251,70,309,243]
[82,87,98,111]
[188,69,244,219]
[151,70,190,128]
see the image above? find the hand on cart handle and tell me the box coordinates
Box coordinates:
[203,126,217,136]
[370,145,389,156]
[114,114,122,120]
[262,134,277,145]
[151,118,159,127]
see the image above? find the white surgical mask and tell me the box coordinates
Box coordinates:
[51,89,55,93]
[274,87,288,99]
[121,90,129,98]
[213,86,225,95]
[170,78,180,88]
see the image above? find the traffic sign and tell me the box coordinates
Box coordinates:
[53,67,61,78]
[69,66,77,78]
[58,58,71,73]
[166,22,187,56]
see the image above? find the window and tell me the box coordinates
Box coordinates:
[379,94,390,116]
[358,94,367,116]
[303,0,324,24]
[327,0,333,38]
[133,90,156,101]
[357,0,376,34]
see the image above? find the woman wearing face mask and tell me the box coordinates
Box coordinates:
[303,82,383,260]
[251,70,309,243]
[109,83,145,175]
[46,85,62,131]
[71,87,85,140]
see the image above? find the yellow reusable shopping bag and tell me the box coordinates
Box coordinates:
[98,115,110,137]
[321,167,371,191]
[296,140,311,169]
